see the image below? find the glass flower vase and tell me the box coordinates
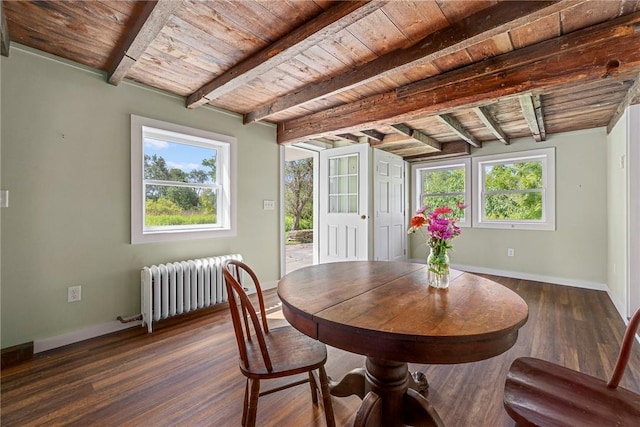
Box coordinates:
[427,248,450,289]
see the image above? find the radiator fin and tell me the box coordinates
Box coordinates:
[141,254,242,332]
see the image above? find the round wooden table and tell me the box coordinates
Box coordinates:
[278,261,528,427]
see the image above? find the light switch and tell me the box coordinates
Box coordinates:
[263,200,275,210]
[0,190,8,208]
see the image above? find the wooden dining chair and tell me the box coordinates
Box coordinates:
[503,307,640,426]
[222,259,335,427]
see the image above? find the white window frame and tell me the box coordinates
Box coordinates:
[131,115,237,244]
[411,158,471,228]
[472,147,555,231]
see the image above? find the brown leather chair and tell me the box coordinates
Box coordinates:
[504,307,640,426]
[222,259,335,427]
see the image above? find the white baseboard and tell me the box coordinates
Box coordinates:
[34,281,280,354]
[409,259,608,291]
[34,320,142,354]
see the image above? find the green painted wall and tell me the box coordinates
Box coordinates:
[409,129,608,285]
[1,47,280,348]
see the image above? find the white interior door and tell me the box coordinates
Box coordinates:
[373,149,407,261]
[319,144,369,263]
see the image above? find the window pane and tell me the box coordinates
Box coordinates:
[422,195,466,219]
[327,154,359,214]
[484,192,542,220]
[144,138,217,184]
[484,161,542,191]
[422,168,464,193]
[145,185,217,227]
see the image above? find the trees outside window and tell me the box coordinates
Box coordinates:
[473,148,555,230]
[131,115,236,244]
[285,158,313,231]
[412,158,471,228]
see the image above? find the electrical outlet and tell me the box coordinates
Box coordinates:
[68,286,81,302]
[263,200,275,210]
[507,248,515,257]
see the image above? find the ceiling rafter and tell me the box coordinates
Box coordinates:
[361,129,385,142]
[379,124,442,152]
[607,73,640,133]
[337,133,360,143]
[519,94,546,142]
[437,114,481,148]
[277,11,640,145]
[108,0,181,86]
[473,106,510,145]
[186,1,383,109]
[1,0,9,57]
[403,142,471,162]
[244,0,582,124]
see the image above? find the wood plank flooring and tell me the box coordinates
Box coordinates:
[2,274,640,426]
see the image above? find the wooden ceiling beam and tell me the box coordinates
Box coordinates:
[377,124,441,152]
[436,115,481,148]
[519,95,546,142]
[108,0,181,85]
[607,74,640,133]
[473,106,510,145]
[391,123,442,151]
[245,0,582,124]
[403,142,471,162]
[337,133,360,143]
[1,0,9,57]
[361,129,385,142]
[277,11,640,144]
[187,1,382,109]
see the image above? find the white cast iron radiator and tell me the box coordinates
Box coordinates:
[141,254,242,332]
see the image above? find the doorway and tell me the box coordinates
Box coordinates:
[283,146,316,275]
[281,144,407,276]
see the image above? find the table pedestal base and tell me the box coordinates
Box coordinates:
[329,358,444,427]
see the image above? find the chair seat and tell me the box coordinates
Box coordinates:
[240,325,327,379]
[504,357,640,427]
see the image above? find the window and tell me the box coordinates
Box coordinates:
[411,158,471,227]
[328,154,359,213]
[131,115,236,243]
[472,148,555,230]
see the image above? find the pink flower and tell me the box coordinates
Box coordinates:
[407,203,467,247]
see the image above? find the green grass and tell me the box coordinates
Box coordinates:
[146,214,216,226]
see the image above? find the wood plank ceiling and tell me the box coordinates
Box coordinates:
[3,0,640,162]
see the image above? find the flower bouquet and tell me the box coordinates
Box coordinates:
[408,202,466,288]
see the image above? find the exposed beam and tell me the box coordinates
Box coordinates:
[436,115,481,148]
[607,74,640,133]
[1,0,9,57]
[403,142,471,162]
[337,133,359,143]
[361,129,385,142]
[394,124,441,151]
[108,0,181,85]
[245,0,582,123]
[278,11,640,144]
[519,95,546,142]
[187,1,382,109]
[473,106,510,145]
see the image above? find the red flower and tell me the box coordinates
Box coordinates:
[410,215,427,228]
[433,206,452,215]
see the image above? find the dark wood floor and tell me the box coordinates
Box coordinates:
[2,274,640,426]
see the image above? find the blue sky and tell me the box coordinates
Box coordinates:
[144,138,216,173]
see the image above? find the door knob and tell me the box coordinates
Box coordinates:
[361,214,367,220]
